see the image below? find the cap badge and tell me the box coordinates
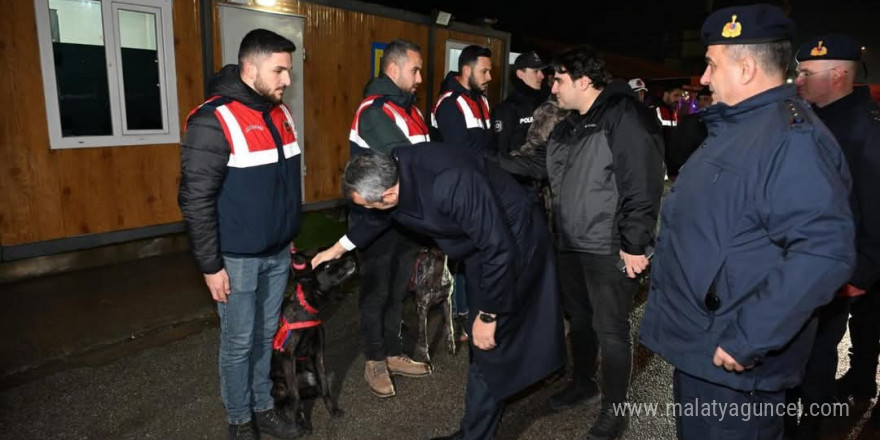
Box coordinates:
[810,41,828,57]
[722,14,742,38]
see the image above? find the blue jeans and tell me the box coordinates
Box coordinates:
[452,267,469,317]
[218,247,290,424]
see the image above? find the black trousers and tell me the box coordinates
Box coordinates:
[847,283,880,385]
[356,226,422,361]
[788,296,850,407]
[674,369,785,440]
[557,251,638,405]
[459,360,504,440]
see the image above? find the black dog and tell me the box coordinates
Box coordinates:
[410,247,457,365]
[270,247,356,434]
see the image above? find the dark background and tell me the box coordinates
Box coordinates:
[365,0,880,82]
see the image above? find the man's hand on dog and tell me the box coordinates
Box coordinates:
[311,242,346,269]
[205,269,231,303]
[472,319,497,351]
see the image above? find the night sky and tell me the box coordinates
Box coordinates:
[364,0,880,81]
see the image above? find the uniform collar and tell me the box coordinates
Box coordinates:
[701,84,797,123]
[813,85,872,117]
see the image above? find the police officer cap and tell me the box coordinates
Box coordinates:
[513,51,547,70]
[796,34,862,62]
[701,4,794,45]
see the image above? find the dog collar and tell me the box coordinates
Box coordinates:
[297,283,320,315]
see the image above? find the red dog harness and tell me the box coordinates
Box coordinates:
[272,283,322,351]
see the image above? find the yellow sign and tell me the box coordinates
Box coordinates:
[371,42,386,78]
[722,14,742,39]
[810,41,828,57]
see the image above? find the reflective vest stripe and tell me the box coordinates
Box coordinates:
[656,107,677,127]
[349,99,375,149]
[456,95,491,129]
[349,97,430,149]
[278,104,302,157]
[214,103,300,169]
[430,91,490,129]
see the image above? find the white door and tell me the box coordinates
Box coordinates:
[218,4,306,195]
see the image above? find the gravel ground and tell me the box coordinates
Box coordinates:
[1,283,877,440]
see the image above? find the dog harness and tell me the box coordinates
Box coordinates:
[272,283,322,351]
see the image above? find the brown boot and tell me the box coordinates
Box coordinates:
[386,354,432,377]
[364,360,395,397]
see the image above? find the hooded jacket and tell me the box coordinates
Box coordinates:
[431,71,492,154]
[178,65,302,274]
[349,73,429,156]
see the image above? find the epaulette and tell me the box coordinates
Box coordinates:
[783,99,806,127]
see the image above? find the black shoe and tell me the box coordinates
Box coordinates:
[548,383,601,411]
[588,408,629,440]
[254,408,301,439]
[429,431,463,440]
[228,421,259,440]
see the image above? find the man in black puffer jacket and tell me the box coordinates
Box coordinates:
[500,45,664,440]
[178,29,301,440]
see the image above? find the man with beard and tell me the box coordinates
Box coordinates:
[432,45,494,154]
[787,34,880,438]
[347,39,432,398]
[178,29,302,440]
[310,145,565,440]
[491,51,547,157]
[431,45,494,331]
[639,6,856,439]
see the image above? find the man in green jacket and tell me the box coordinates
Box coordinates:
[346,39,432,398]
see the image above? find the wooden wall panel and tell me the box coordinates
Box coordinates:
[212,1,431,203]
[1,0,507,247]
[0,1,68,245]
[431,29,506,110]
[0,0,204,245]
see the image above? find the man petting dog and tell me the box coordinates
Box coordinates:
[348,39,432,398]
[179,30,301,440]
[312,143,565,440]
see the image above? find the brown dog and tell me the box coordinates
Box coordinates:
[409,247,457,365]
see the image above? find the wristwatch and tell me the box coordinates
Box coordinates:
[478,311,497,323]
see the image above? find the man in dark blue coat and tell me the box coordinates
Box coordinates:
[639,5,856,440]
[790,33,880,437]
[312,143,565,440]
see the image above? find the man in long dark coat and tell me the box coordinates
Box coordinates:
[312,142,565,440]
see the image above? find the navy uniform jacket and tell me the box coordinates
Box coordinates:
[639,85,856,392]
[347,142,565,400]
[813,86,880,290]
